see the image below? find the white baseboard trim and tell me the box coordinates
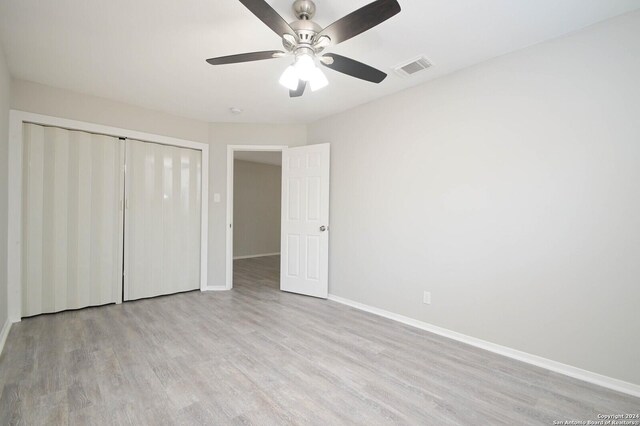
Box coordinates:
[233,252,280,260]
[0,319,12,356]
[203,285,230,292]
[327,294,640,398]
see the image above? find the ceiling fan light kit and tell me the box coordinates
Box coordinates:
[206,0,402,98]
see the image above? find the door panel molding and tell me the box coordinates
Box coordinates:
[280,143,330,299]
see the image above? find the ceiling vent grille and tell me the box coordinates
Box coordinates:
[393,56,432,78]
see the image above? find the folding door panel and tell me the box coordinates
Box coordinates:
[22,123,124,316]
[124,140,201,300]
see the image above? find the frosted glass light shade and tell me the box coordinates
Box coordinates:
[294,54,316,81]
[279,66,299,90]
[309,67,329,91]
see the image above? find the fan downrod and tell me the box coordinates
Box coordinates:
[292,0,316,20]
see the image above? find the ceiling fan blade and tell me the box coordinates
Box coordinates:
[238,0,297,38]
[290,80,307,98]
[318,0,401,45]
[321,54,387,83]
[206,50,284,65]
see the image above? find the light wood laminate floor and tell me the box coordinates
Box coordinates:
[1,255,638,425]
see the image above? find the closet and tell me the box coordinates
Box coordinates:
[21,123,202,317]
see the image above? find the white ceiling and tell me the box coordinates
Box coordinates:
[235,151,282,166]
[1,0,638,124]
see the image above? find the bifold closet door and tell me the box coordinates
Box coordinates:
[124,140,201,301]
[22,124,124,317]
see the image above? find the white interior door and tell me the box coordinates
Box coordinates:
[22,124,124,317]
[280,143,330,298]
[124,139,202,301]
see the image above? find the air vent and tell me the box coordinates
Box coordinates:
[393,56,432,78]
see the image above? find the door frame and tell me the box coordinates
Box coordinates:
[226,145,287,290]
[7,110,210,322]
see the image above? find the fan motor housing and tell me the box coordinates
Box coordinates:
[289,19,322,44]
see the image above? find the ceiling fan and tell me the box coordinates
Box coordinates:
[206,0,401,97]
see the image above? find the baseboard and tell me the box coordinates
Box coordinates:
[233,252,280,260]
[203,285,230,292]
[0,319,12,357]
[327,294,640,398]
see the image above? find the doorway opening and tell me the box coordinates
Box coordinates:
[226,146,286,290]
[226,143,331,299]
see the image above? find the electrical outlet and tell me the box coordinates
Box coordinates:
[423,291,431,305]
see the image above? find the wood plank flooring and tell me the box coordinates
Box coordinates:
[1,255,638,425]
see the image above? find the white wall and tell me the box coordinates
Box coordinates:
[10,80,306,291]
[11,79,210,143]
[0,44,10,328]
[233,160,281,258]
[308,11,640,385]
